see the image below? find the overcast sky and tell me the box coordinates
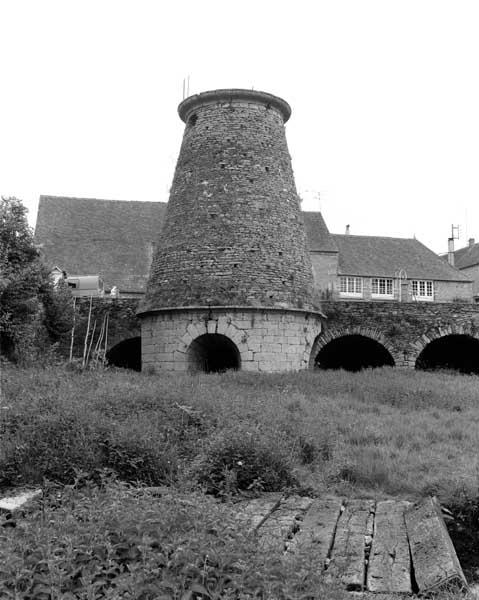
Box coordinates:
[1,0,478,254]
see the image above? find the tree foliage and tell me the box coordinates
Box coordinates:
[0,196,73,362]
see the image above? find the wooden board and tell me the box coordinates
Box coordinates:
[366,500,412,593]
[257,495,313,551]
[325,499,373,591]
[405,496,467,593]
[285,496,343,572]
[234,493,283,532]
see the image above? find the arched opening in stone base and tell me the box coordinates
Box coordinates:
[187,334,241,373]
[106,336,141,371]
[314,334,395,372]
[415,334,479,374]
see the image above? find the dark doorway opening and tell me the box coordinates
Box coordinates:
[188,334,241,373]
[415,334,479,374]
[314,334,395,371]
[106,337,141,371]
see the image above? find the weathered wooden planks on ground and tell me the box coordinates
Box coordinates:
[257,495,314,551]
[367,500,412,593]
[232,493,467,595]
[405,496,467,593]
[234,493,283,532]
[324,499,374,590]
[285,496,343,571]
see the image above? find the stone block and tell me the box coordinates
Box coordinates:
[207,320,217,334]
[242,361,259,371]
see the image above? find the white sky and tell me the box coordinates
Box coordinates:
[1,0,478,254]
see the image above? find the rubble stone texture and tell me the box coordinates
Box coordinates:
[140,90,322,373]
[143,89,315,311]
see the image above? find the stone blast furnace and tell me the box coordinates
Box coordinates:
[139,89,323,373]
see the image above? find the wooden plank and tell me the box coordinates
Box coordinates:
[257,495,314,551]
[234,493,283,532]
[325,499,373,591]
[285,496,343,572]
[405,496,468,593]
[366,500,412,593]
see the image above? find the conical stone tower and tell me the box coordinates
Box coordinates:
[139,89,323,373]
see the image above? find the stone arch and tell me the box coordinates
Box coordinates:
[186,333,241,373]
[176,318,250,369]
[412,325,479,373]
[309,327,398,371]
[106,336,141,371]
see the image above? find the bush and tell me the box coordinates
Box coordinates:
[101,419,178,485]
[0,411,104,487]
[0,481,345,599]
[191,426,297,496]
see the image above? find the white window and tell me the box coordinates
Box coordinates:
[339,276,363,297]
[371,278,394,298]
[412,280,434,301]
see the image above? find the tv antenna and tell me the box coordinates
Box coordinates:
[302,189,322,211]
[182,75,190,100]
[450,224,460,240]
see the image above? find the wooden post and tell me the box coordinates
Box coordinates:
[82,296,93,369]
[93,314,106,367]
[103,312,109,366]
[69,297,76,362]
[85,320,97,367]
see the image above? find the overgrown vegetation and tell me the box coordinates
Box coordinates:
[0,480,352,599]
[1,365,478,597]
[0,196,73,364]
[2,366,479,502]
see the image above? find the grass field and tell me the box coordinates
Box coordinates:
[0,364,478,598]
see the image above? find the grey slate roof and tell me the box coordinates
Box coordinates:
[332,234,471,281]
[302,211,338,252]
[35,196,166,293]
[454,242,479,269]
[35,198,470,293]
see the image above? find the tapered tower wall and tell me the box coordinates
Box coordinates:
[143,89,315,312]
[139,89,323,373]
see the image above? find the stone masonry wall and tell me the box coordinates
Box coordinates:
[143,90,315,312]
[141,307,323,373]
[317,300,479,367]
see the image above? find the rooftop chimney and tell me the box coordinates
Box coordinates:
[447,238,455,267]
[469,238,475,248]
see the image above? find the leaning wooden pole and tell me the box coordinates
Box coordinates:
[93,314,106,367]
[69,296,77,363]
[103,312,109,366]
[82,296,93,369]
[85,319,97,367]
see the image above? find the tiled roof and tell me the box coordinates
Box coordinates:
[302,211,338,252]
[332,234,471,281]
[35,196,166,293]
[35,198,470,293]
[454,242,479,269]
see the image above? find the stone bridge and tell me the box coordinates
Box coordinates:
[315,300,479,372]
[66,298,479,373]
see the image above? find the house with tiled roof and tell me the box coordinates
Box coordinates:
[452,238,479,302]
[34,196,473,303]
[35,195,166,297]
[303,211,473,303]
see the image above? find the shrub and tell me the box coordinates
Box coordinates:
[191,426,297,496]
[0,411,104,487]
[0,481,345,599]
[101,419,178,485]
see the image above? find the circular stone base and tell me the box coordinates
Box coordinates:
[140,306,323,373]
